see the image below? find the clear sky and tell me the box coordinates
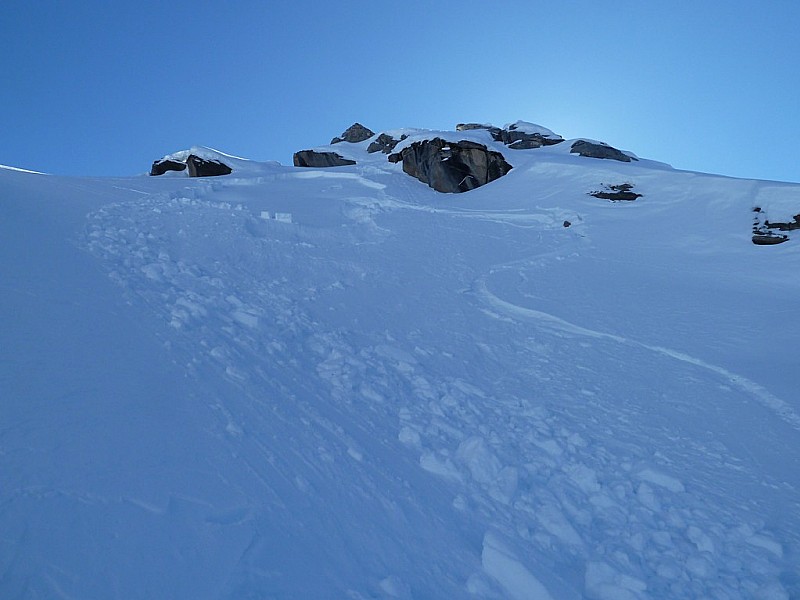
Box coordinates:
[2,1,799,182]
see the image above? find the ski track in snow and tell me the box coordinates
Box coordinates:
[473,279,800,434]
[75,170,800,599]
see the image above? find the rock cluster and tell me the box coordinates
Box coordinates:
[151,118,642,193]
[456,121,564,150]
[367,133,407,154]
[150,155,232,177]
[388,138,512,193]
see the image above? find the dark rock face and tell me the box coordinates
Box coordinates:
[501,123,564,149]
[186,155,233,177]
[590,183,642,201]
[150,159,187,176]
[571,140,636,162]
[331,123,375,144]
[367,133,407,154]
[293,150,357,168]
[389,138,512,193]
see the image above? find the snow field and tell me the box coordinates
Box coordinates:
[3,143,800,598]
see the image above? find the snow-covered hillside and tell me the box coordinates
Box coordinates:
[2,124,799,599]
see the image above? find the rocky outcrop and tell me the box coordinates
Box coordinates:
[150,155,232,177]
[501,122,564,149]
[331,123,375,144]
[590,183,641,201]
[186,155,233,177]
[150,159,187,176]
[293,150,356,168]
[571,140,636,162]
[367,133,407,154]
[389,138,512,193]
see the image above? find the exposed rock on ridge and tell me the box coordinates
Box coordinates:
[331,123,375,144]
[389,138,512,193]
[150,155,232,177]
[367,133,407,154]
[186,155,233,177]
[456,121,564,149]
[150,159,187,176]
[293,150,356,168]
[571,140,636,162]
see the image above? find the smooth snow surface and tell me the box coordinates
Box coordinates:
[2,139,799,599]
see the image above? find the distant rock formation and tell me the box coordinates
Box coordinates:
[367,133,407,154]
[331,123,375,144]
[150,159,187,176]
[186,155,233,177]
[150,155,232,177]
[571,140,636,162]
[293,150,357,168]
[389,138,512,193]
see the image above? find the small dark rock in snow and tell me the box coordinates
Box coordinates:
[186,155,233,177]
[563,220,572,228]
[150,159,187,176]
[331,123,375,144]
[590,183,642,201]
[389,138,512,193]
[367,133,407,154]
[571,140,636,162]
[293,150,357,168]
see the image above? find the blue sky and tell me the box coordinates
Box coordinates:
[2,1,799,182]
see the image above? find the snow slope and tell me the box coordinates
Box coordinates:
[1,133,799,599]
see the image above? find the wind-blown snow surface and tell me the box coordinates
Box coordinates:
[2,140,799,599]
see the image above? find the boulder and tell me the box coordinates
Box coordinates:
[367,133,407,154]
[389,138,512,193]
[590,183,641,201]
[752,233,789,245]
[571,140,636,162]
[186,155,233,177]
[150,159,187,176]
[501,121,564,149]
[331,123,375,144]
[293,150,356,168]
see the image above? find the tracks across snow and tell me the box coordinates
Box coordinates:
[81,174,799,599]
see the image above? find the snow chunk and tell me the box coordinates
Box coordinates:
[635,468,685,493]
[482,532,556,600]
[456,436,501,484]
[584,561,647,600]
